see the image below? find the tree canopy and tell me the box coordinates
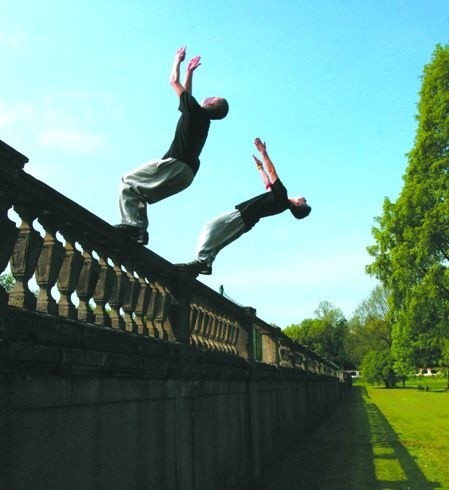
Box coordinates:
[283,301,350,368]
[367,44,449,373]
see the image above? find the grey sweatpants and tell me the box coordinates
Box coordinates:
[196,209,247,266]
[119,158,194,230]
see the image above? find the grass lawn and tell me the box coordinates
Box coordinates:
[366,378,449,489]
[256,378,449,489]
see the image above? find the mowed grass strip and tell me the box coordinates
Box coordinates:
[367,379,449,488]
[256,380,449,489]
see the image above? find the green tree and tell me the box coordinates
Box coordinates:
[283,301,349,367]
[346,285,392,367]
[361,349,396,388]
[367,44,449,373]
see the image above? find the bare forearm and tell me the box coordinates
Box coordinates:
[253,154,272,189]
[260,151,278,183]
[184,70,193,94]
[260,151,274,174]
[259,168,271,189]
[170,47,186,96]
[170,58,181,84]
[254,138,279,183]
[183,56,201,95]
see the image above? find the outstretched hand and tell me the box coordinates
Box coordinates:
[187,55,201,72]
[254,137,267,154]
[175,46,186,62]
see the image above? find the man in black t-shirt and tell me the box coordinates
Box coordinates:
[116,46,229,245]
[178,138,311,276]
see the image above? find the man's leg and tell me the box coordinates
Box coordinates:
[178,210,247,275]
[117,158,194,243]
[197,209,247,265]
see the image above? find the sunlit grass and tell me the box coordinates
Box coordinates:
[257,379,449,489]
[363,378,449,489]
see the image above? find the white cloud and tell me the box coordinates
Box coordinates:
[38,128,107,154]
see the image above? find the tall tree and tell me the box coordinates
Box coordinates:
[346,285,392,367]
[367,44,449,373]
[283,301,349,367]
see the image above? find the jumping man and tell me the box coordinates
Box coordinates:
[116,46,229,245]
[179,138,311,275]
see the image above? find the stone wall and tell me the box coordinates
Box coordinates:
[0,309,345,490]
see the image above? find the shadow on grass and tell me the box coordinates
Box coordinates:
[256,386,441,489]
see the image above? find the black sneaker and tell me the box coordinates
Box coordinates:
[177,260,212,276]
[114,224,149,245]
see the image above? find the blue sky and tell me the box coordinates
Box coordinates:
[1,0,448,327]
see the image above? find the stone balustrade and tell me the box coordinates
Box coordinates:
[0,139,339,377]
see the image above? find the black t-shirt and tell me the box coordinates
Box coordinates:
[235,179,290,231]
[162,91,210,175]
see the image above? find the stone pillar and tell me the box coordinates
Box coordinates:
[35,215,65,315]
[9,206,43,310]
[239,307,256,360]
[261,329,280,365]
[167,273,197,344]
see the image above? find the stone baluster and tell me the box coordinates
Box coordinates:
[121,262,141,333]
[191,305,204,348]
[108,255,129,330]
[57,229,84,320]
[203,309,216,350]
[93,248,114,327]
[226,322,234,353]
[218,317,229,352]
[0,193,19,304]
[215,316,226,352]
[230,321,239,354]
[199,308,209,349]
[134,274,151,335]
[154,283,175,341]
[209,314,219,350]
[197,307,209,349]
[9,206,43,310]
[35,215,65,315]
[76,236,100,323]
[303,356,309,372]
[145,283,161,338]
[208,314,220,351]
[229,321,239,355]
[188,304,199,347]
[208,314,217,350]
[219,319,231,353]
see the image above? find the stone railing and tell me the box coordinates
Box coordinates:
[0,140,339,376]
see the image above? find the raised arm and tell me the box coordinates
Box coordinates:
[253,155,272,190]
[170,46,187,96]
[184,56,201,95]
[254,138,279,184]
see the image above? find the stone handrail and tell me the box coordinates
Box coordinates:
[0,140,339,376]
